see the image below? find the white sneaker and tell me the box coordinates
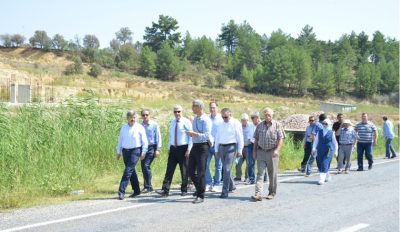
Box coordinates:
[212,185,220,192]
[318,180,325,185]
[318,173,326,185]
[325,173,331,182]
[205,185,212,192]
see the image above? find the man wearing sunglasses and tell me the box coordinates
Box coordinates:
[298,116,316,173]
[214,108,244,198]
[157,105,192,197]
[140,109,162,194]
[305,113,326,176]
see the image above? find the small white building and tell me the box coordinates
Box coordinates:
[320,102,357,113]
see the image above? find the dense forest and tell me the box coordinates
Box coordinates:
[1,15,398,101]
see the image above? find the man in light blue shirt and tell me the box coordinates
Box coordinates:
[383,116,397,158]
[140,109,162,193]
[116,111,148,200]
[157,105,192,197]
[186,99,212,204]
[205,101,223,192]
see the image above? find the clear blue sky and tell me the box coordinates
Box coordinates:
[1,0,398,48]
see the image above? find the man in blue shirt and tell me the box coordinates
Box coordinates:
[355,113,378,171]
[305,113,326,176]
[205,101,223,192]
[116,111,148,200]
[186,99,212,204]
[140,109,162,193]
[383,116,397,159]
[157,105,192,197]
[299,116,316,173]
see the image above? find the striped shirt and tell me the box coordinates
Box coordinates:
[254,120,285,150]
[355,121,377,143]
[339,127,357,145]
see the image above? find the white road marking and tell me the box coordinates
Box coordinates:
[335,223,370,232]
[1,159,396,232]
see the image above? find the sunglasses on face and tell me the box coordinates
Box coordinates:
[222,116,229,119]
[309,120,314,122]
[174,111,181,113]
[322,123,328,126]
[142,114,149,117]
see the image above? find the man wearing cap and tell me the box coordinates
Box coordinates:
[116,111,149,200]
[157,105,192,197]
[186,99,212,204]
[215,108,244,198]
[338,120,357,174]
[235,113,252,182]
[251,108,285,201]
[355,113,378,171]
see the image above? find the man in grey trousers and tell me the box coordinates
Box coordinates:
[251,107,285,201]
[214,108,244,198]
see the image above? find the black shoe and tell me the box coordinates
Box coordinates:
[118,193,124,200]
[229,187,236,193]
[129,192,140,198]
[391,155,397,159]
[219,194,228,199]
[368,165,373,170]
[356,168,363,171]
[181,192,188,196]
[192,197,204,204]
[192,191,197,197]
[233,177,241,181]
[156,190,169,197]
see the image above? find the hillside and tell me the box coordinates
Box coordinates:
[0,47,398,122]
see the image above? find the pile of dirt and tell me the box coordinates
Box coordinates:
[281,111,325,130]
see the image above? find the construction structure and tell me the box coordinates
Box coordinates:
[320,101,357,113]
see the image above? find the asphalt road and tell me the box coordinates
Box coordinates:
[1,158,398,232]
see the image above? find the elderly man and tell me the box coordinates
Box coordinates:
[355,113,378,171]
[186,99,212,204]
[140,109,162,193]
[251,108,285,201]
[157,105,192,197]
[235,113,251,182]
[116,111,148,200]
[338,119,357,174]
[383,116,397,159]
[205,101,223,192]
[215,108,244,198]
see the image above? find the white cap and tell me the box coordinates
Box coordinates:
[240,113,249,120]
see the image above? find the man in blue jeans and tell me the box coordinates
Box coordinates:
[205,101,223,192]
[382,116,397,159]
[116,111,148,200]
[355,113,378,171]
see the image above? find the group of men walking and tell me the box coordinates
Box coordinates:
[299,112,397,185]
[115,100,397,203]
[115,99,285,203]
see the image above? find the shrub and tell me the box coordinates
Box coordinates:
[88,63,102,78]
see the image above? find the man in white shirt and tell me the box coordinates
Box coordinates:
[116,111,148,200]
[215,108,244,198]
[157,105,193,197]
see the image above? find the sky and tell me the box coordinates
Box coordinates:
[1,0,398,48]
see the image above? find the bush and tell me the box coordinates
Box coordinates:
[216,75,228,88]
[63,56,83,75]
[204,75,216,88]
[88,63,102,78]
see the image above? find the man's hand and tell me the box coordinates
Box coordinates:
[115,153,121,160]
[155,150,160,158]
[273,149,280,158]
[311,149,317,158]
[185,130,199,137]
[185,150,190,158]
[140,154,145,160]
[236,152,243,158]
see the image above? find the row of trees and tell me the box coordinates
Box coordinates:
[0,15,398,99]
